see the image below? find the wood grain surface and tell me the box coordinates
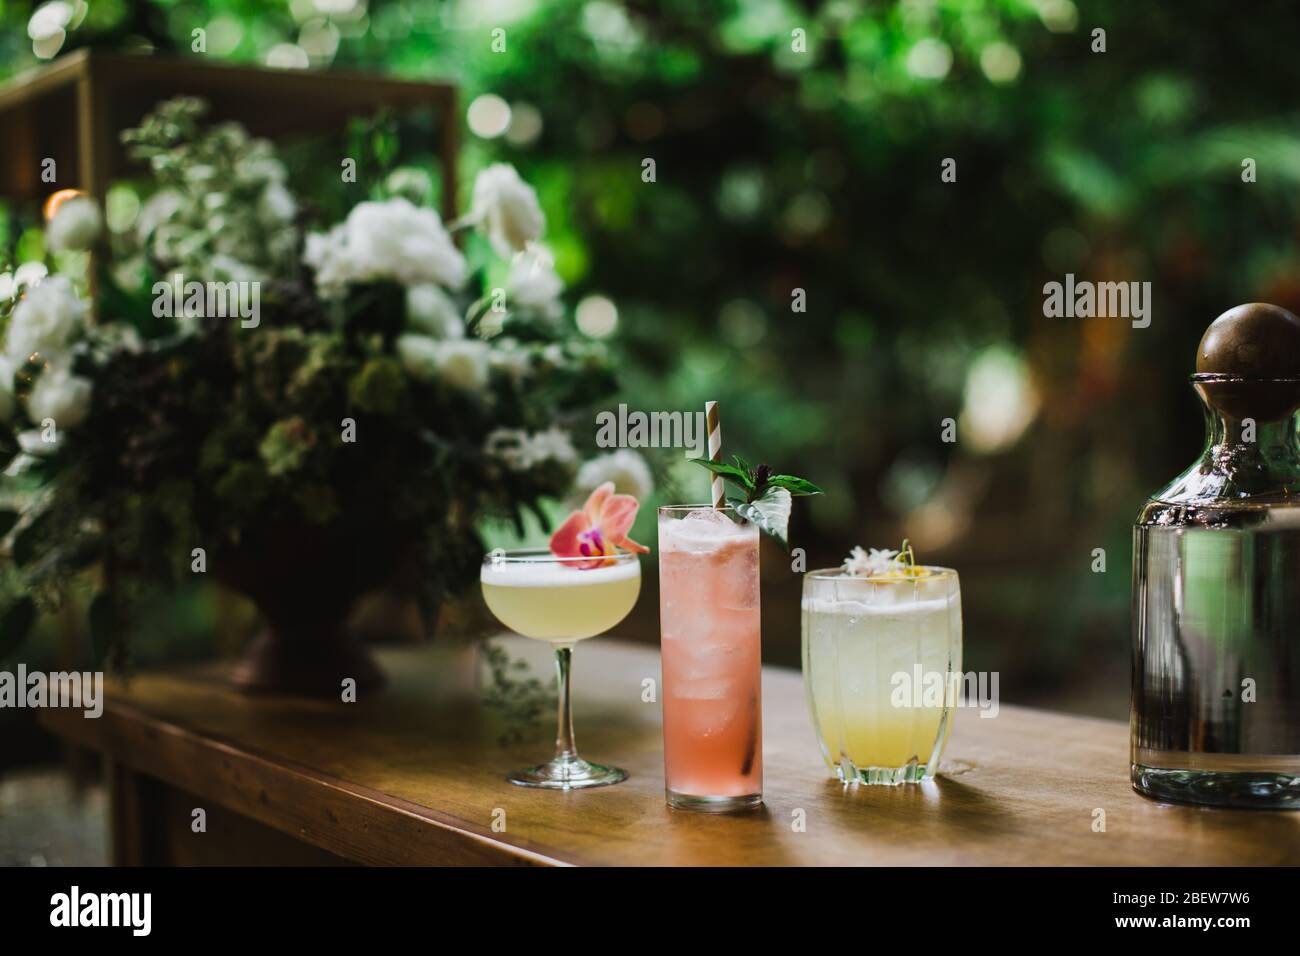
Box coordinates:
[40,637,1300,866]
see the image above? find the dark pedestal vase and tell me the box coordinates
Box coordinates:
[216,525,405,696]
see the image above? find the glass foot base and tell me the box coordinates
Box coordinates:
[508,756,627,790]
[836,758,931,786]
[1132,764,1300,809]
[666,790,762,813]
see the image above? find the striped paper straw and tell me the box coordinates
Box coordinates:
[705,400,725,509]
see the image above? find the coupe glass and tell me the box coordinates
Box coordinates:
[480,548,641,789]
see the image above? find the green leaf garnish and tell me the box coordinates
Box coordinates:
[692,455,821,549]
[767,475,822,496]
[688,457,754,492]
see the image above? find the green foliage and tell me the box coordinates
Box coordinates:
[0,595,35,657]
[347,357,405,415]
[480,639,554,747]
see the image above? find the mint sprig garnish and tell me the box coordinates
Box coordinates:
[688,456,822,549]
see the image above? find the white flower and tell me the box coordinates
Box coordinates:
[209,254,259,283]
[303,227,348,293]
[136,189,183,243]
[406,284,464,338]
[152,222,201,267]
[13,262,49,288]
[89,322,143,356]
[527,426,578,467]
[484,426,577,472]
[46,196,103,253]
[487,337,532,382]
[28,1,73,42]
[0,355,15,423]
[5,274,87,362]
[183,163,218,186]
[575,450,654,501]
[17,429,60,457]
[396,333,440,380]
[484,428,526,468]
[0,274,14,303]
[507,246,563,313]
[842,546,902,577]
[431,339,490,391]
[258,182,297,226]
[397,335,489,391]
[235,149,287,188]
[476,309,506,339]
[304,198,467,296]
[469,163,545,256]
[26,359,92,429]
[385,167,434,206]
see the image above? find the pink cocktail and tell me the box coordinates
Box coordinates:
[658,505,762,812]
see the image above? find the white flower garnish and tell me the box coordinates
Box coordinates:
[842,546,903,577]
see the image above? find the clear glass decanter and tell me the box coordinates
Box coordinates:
[1132,303,1300,808]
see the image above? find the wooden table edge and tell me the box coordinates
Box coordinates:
[38,700,585,867]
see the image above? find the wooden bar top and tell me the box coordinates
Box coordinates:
[40,637,1300,866]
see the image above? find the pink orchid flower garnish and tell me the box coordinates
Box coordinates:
[550,482,650,567]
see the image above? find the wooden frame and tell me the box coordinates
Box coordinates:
[0,49,459,220]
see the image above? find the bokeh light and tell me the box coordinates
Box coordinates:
[467,94,512,139]
[980,42,1022,84]
[906,38,952,80]
[960,346,1039,454]
[576,295,618,338]
[266,43,310,69]
[505,102,543,146]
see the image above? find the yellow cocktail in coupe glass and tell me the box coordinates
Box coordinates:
[802,566,962,784]
[481,548,641,789]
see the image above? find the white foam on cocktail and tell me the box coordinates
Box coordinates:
[801,593,957,617]
[480,559,640,588]
[658,509,754,553]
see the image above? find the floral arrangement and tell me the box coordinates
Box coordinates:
[0,97,625,665]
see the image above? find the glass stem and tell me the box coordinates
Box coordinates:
[553,644,578,763]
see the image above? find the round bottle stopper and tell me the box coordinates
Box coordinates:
[1195,303,1300,420]
[1197,303,1300,376]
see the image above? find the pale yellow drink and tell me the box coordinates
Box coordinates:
[481,559,641,641]
[802,568,961,784]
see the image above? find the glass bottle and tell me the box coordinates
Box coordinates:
[1132,303,1300,808]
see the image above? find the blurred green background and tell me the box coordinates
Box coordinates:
[7,0,1300,744]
